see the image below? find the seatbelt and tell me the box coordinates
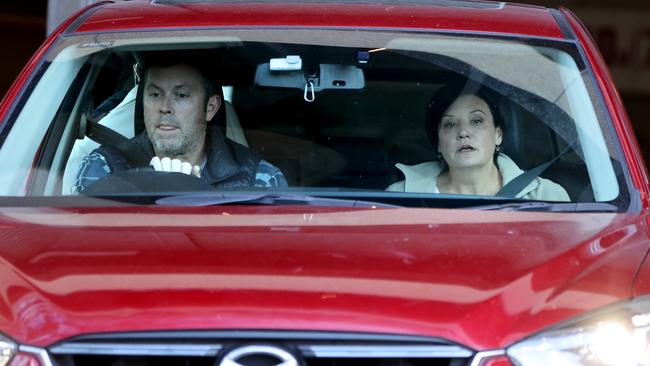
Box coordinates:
[497,143,573,198]
[84,118,151,167]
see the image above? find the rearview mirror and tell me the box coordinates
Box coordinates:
[254,62,365,93]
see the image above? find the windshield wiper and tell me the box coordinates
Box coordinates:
[155,193,400,208]
[468,201,618,212]
[79,188,619,212]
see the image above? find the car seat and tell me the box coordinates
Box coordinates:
[497,96,593,201]
[62,85,248,194]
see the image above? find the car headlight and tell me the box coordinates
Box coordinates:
[0,335,15,366]
[508,296,650,366]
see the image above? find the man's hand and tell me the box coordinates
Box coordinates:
[150,157,201,178]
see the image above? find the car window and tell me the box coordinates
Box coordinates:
[0,28,631,210]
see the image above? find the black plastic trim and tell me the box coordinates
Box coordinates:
[70,24,568,44]
[52,330,457,345]
[62,1,110,36]
[49,330,475,362]
[549,8,577,40]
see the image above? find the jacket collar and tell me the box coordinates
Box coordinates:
[395,153,540,197]
[201,126,242,184]
[395,161,441,193]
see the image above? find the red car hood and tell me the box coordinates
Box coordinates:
[0,205,647,349]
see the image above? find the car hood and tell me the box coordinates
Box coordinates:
[0,205,647,349]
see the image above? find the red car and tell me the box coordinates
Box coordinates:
[0,1,647,366]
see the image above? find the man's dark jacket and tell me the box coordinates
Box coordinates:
[95,126,262,188]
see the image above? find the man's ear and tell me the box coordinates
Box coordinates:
[205,95,221,122]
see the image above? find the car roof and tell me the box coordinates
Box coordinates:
[72,0,566,39]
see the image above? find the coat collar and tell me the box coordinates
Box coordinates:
[197,126,242,184]
[395,153,540,197]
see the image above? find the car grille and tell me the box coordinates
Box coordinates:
[47,331,475,366]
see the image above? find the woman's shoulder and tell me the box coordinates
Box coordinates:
[496,153,570,201]
[386,180,406,192]
[533,176,571,201]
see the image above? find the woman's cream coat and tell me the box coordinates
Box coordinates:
[386,153,570,201]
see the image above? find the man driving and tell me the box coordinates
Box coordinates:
[73,53,287,192]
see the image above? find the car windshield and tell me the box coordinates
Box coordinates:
[0,28,631,210]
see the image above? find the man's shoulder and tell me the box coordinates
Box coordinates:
[72,151,112,194]
[221,137,266,171]
[206,130,288,188]
[92,130,152,169]
[255,159,288,188]
[256,159,283,177]
[93,144,132,171]
[222,139,287,187]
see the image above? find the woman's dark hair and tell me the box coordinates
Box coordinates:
[133,51,226,135]
[425,80,505,165]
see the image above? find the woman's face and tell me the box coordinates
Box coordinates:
[437,94,503,171]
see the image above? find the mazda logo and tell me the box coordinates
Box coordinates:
[219,345,299,366]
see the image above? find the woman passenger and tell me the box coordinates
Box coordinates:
[386,82,569,201]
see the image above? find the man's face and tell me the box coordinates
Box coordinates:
[143,64,220,161]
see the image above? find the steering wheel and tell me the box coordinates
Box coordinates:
[82,169,215,195]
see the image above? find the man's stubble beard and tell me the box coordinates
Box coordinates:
[153,134,192,158]
[149,122,207,161]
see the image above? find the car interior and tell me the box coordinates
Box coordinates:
[46,43,598,202]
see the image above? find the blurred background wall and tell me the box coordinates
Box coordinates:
[0,0,649,163]
[0,2,47,99]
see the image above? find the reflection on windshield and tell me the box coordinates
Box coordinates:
[0,29,627,210]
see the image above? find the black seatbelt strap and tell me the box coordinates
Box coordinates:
[85,119,151,167]
[497,143,574,197]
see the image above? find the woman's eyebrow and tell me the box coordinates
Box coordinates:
[470,109,486,114]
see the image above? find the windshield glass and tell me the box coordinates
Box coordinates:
[0,28,631,210]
